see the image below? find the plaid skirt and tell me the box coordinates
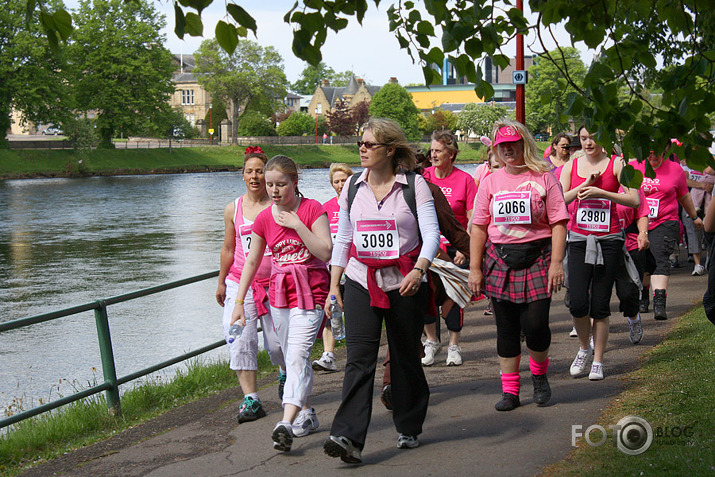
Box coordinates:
[483,240,551,303]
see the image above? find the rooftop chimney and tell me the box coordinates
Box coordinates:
[389,77,398,84]
[322,79,330,87]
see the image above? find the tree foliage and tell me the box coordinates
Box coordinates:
[68,0,175,147]
[325,99,356,136]
[525,47,586,135]
[237,110,277,136]
[194,38,287,145]
[292,62,355,95]
[26,0,715,179]
[458,103,509,138]
[1,0,71,146]
[369,83,421,141]
[276,111,326,137]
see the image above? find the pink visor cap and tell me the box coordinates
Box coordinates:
[493,125,523,146]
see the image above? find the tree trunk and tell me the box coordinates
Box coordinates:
[231,99,239,145]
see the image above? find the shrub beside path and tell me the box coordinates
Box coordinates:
[19,259,706,477]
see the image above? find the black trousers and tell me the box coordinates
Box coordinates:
[330,277,430,449]
[567,239,624,319]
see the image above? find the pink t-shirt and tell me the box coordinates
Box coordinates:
[471,168,569,244]
[567,155,622,236]
[617,189,649,251]
[323,196,340,240]
[632,159,689,229]
[227,196,271,283]
[252,198,330,308]
[337,170,434,292]
[423,165,477,229]
[472,163,489,185]
[682,164,714,211]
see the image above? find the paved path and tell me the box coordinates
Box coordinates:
[21,255,706,477]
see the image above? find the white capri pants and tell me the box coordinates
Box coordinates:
[222,279,284,371]
[270,306,324,409]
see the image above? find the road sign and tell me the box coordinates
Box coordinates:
[208,129,214,135]
[512,70,528,85]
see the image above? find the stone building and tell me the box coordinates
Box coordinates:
[307,75,387,117]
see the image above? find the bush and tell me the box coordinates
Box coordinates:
[237,111,277,136]
[277,112,316,136]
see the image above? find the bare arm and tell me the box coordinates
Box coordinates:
[636,216,650,251]
[468,223,488,296]
[231,233,266,326]
[678,193,703,229]
[705,197,715,233]
[548,221,567,293]
[216,202,236,307]
[276,211,333,263]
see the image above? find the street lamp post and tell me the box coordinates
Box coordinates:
[431,109,435,132]
[209,106,213,145]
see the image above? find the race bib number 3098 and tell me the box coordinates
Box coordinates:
[355,219,400,259]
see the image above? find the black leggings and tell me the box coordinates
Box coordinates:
[492,298,552,358]
[567,239,624,319]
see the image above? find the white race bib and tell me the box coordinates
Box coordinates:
[647,198,660,219]
[689,170,703,182]
[355,218,400,259]
[493,191,531,225]
[239,224,271,258]
[576,199,611,232]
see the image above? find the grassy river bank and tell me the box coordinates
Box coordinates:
[0,143,488,180]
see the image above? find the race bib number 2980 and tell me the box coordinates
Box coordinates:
[355,219,400,259]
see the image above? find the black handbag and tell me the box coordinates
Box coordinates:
[494,238,551,270]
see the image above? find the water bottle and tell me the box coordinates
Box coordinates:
[329,295,346,340]
[227,323,243,344]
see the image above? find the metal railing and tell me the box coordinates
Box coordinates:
[0,270,223,429]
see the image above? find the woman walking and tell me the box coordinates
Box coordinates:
[323,118,440,463]
[232,155,332,452]
[559,126,640,380]
[312,163,354,372]
[631,148,702,319]
[421,130,477,366]
[469,120,569,411]
[216,147,285,423]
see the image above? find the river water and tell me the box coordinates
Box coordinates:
[0,164,477,414]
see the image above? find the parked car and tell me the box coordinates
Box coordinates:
[42,126,63,135]
[534,133,549,142]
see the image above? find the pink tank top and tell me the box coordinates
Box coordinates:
[227,196,271,283]
[568,155,622,236]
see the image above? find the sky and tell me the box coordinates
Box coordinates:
[65,1,594,87]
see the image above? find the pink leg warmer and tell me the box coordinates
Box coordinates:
[501,372,520,396]
[529,357,549,376]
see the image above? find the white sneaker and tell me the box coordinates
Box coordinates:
[446,345,463,366]
[629,316,644,344]
[569,327,578,337]
[312,352,337,372]
[421,340,441,366]
[397,433,419,449]
[589,362,604,380]
[692,264,706,276]
[292,408,319,437]
[570,347,592,376]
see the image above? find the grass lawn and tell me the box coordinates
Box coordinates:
[0,142,492,179]
[543,306,715,476]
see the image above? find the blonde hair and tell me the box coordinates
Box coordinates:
[491,119,551,173]
[363,117,416,173]
[328,162,353,182]
[265,155,303,197]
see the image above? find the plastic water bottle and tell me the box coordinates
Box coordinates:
[329,295,346,340]
[227,323,243,344]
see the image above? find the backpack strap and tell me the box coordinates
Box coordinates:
[347,170,418,223]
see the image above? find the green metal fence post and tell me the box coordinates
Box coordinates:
[94,301,122,416]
